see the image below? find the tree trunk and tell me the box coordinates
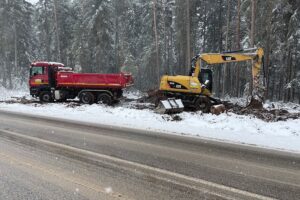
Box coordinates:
[222,0,230,97]
[53,0,61,62]
[265,1,273,100]
[186,0,191,74]
[3,55,7,88]
[278,76,283,101]
[114,0,120,73]
[299,89,300,104]
[44,0,51,60]
[169,28,174,74]
[217,0,223,97]
[152,0,160,84]
[14,21,18,78]
[250,0,257,95]
[202,10,208,52]
[162,0,168,74]
[250,0,256,48]
[286,48,292,102]
[235,0,241,97]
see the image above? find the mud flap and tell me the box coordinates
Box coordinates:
[155,98,184,114]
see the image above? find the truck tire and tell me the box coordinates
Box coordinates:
[79,92,95,104]
[195,96,211,113]
[97,93,112,105]
[39,91,53,103]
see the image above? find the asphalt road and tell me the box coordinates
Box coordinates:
[0,110,299,200]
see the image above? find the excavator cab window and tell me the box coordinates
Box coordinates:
[199,69,213,92]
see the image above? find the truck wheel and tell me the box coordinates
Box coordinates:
[39,91,53,103]
[79,92,95,104]
[195,97,211,113]
[97,93,112,105]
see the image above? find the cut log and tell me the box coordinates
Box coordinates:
[210,104,226,115]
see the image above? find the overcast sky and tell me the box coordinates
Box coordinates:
[26,0,39,4]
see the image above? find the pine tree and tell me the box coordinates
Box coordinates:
[72,0,114,73]
[0,0,35,88]
[35,0,74,64]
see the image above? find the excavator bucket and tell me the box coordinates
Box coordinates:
[155,98,184,114]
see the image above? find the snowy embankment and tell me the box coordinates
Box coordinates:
[0,88,300,153]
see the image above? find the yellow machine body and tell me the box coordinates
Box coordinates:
[159,75,211,96]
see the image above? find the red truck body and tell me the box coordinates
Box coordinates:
[29,61,133,104]
[55,71,132,89]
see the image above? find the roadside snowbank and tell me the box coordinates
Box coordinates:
[0,89,299,153]
[0,87,28,101]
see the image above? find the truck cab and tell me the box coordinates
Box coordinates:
[29,62,64,100]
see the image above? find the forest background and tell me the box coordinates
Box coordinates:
[0,0,299,103]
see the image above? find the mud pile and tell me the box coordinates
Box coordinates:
[223,101,300,122]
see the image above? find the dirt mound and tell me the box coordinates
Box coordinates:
[223,101,300,122]
[136,89,163,105]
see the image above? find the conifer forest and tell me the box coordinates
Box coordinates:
[0,0,300,103]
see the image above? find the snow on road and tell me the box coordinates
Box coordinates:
[0,88,300,153]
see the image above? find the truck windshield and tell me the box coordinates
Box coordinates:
[30,66,44,77]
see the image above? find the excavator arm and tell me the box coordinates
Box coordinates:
[193,48,265,104]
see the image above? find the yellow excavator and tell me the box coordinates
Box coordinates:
[158,48,265,113]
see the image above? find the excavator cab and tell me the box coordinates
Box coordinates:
[189,59,213,92]
[199,68,213,92]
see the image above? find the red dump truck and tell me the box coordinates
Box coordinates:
[29,61,133,104]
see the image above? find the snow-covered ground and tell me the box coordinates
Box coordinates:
[0,88,300,153]
[0,86,29,101]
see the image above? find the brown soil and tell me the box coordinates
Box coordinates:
[223,101,300,122]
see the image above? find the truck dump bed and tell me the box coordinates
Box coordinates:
[56,71,133,89]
